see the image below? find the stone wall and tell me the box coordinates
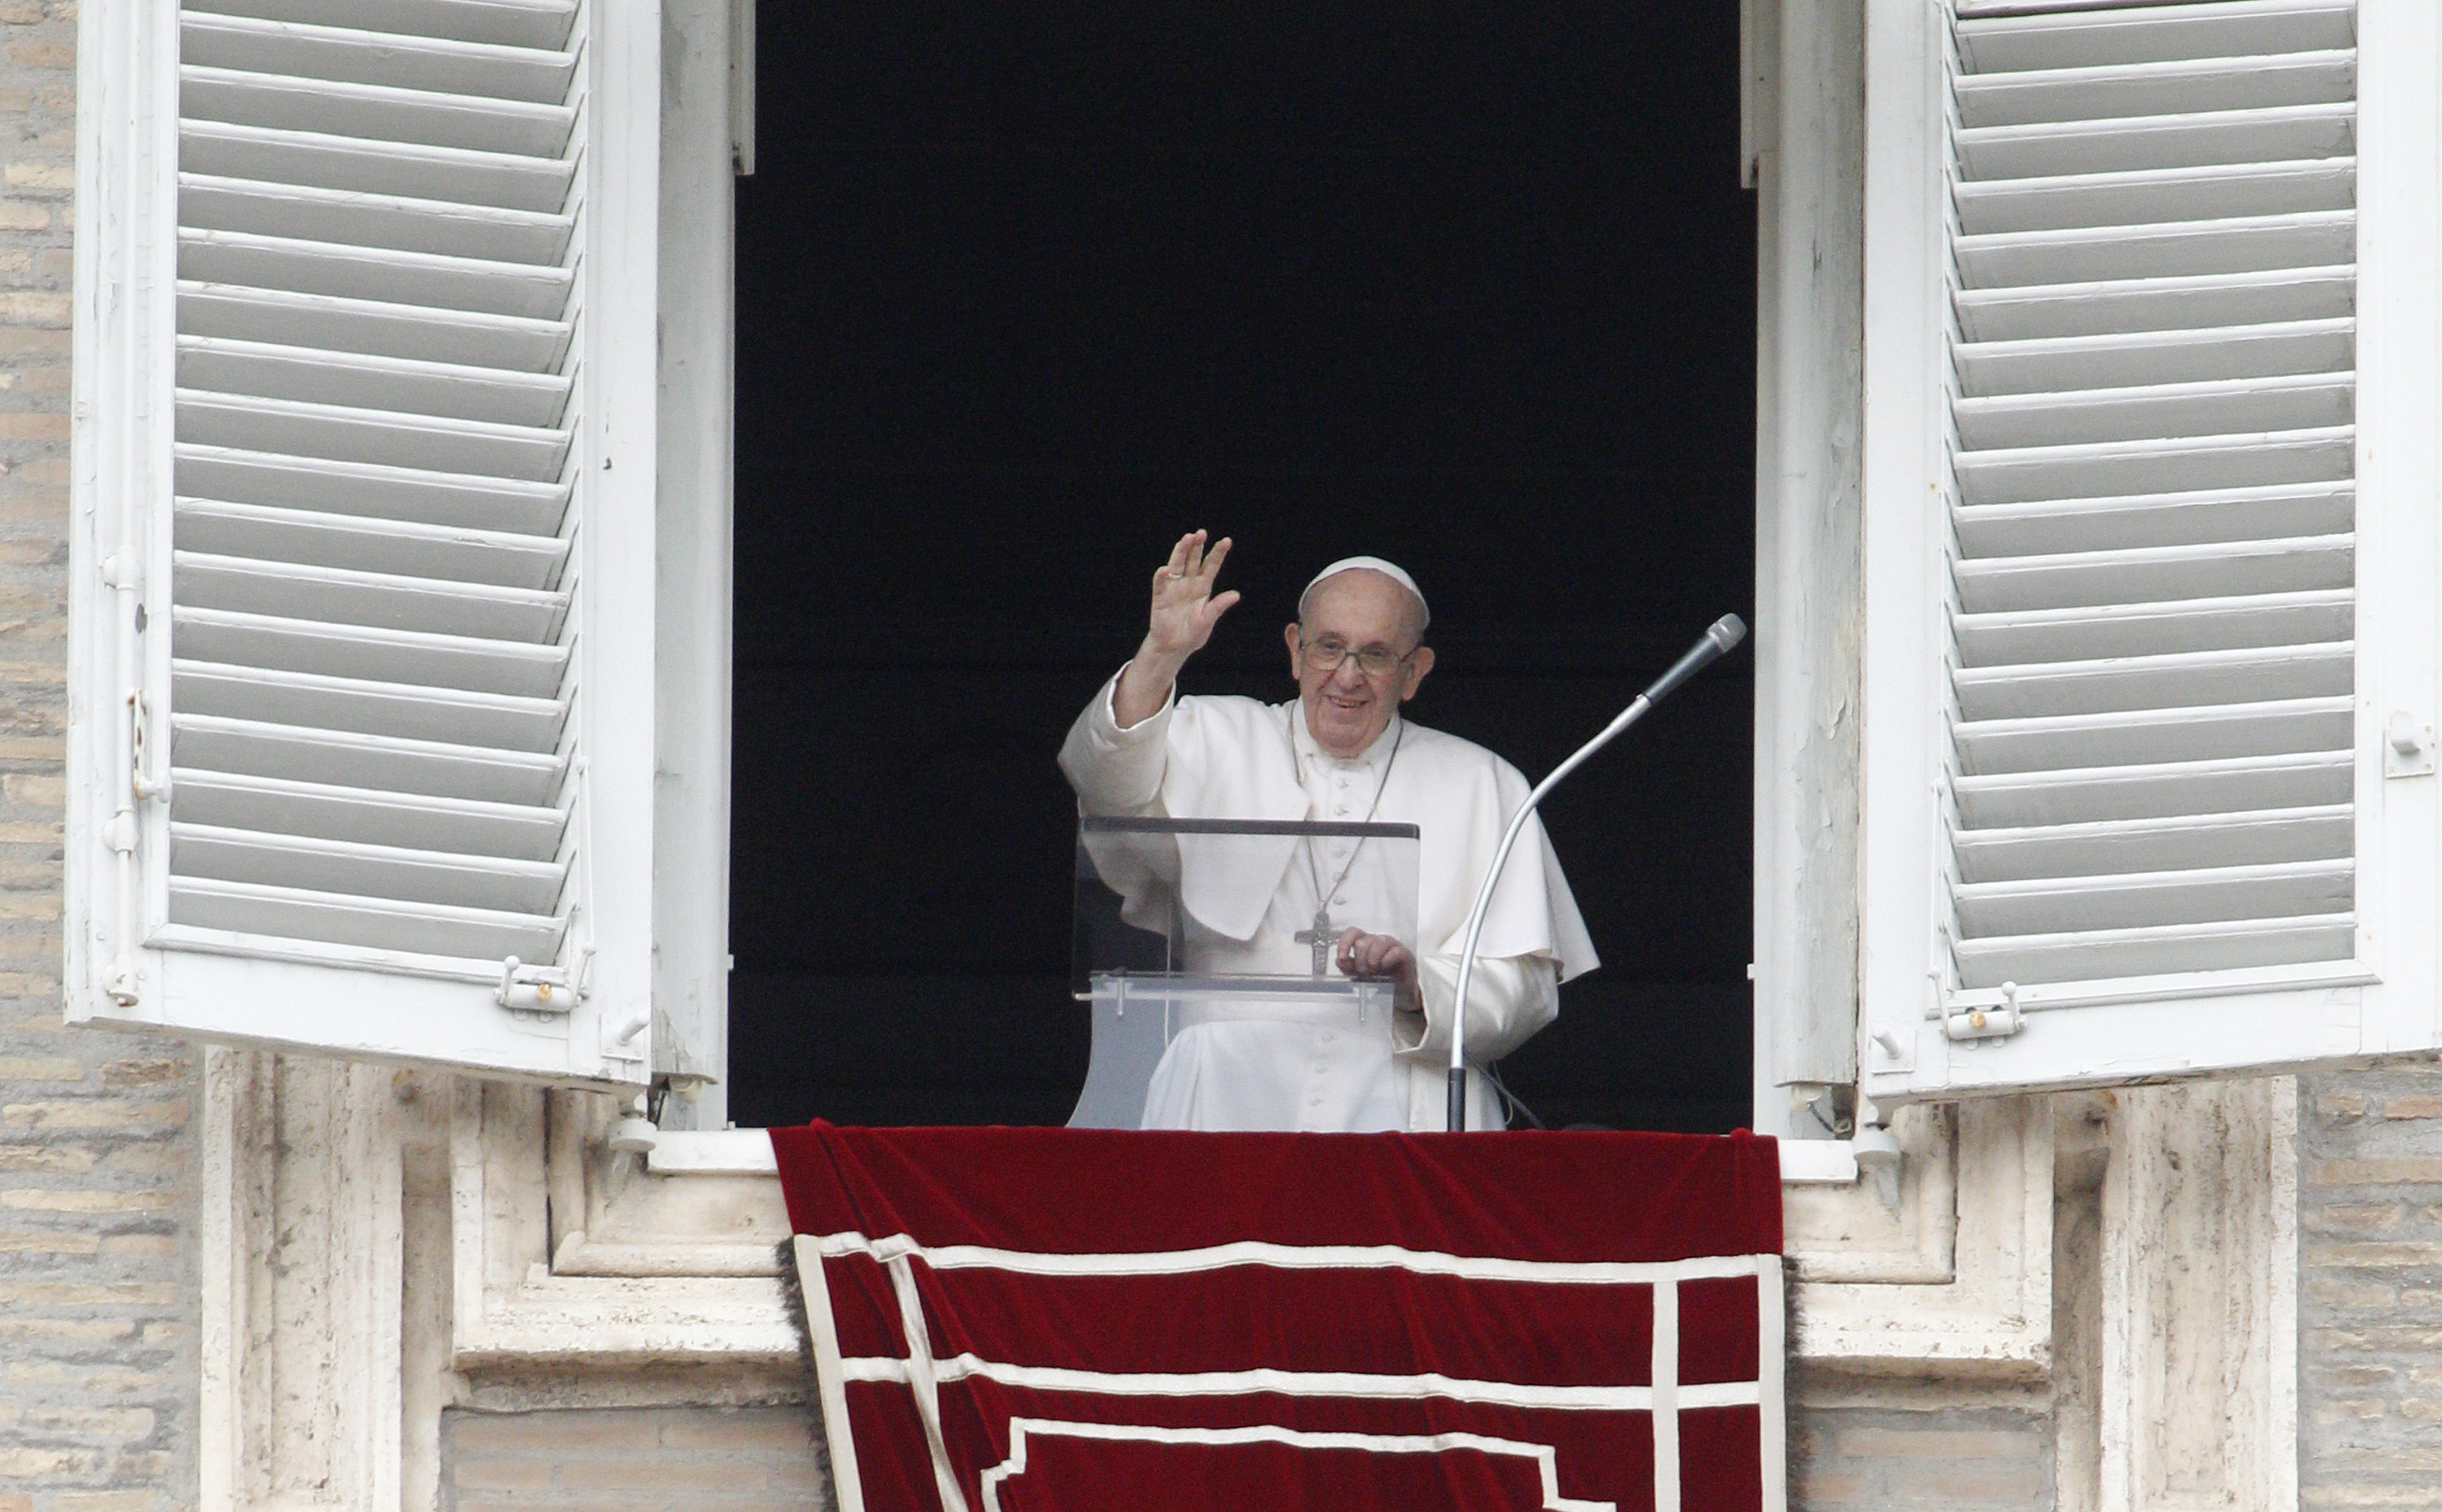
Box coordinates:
[2299,1065,2442,1512]
[439,1409,828,1512]
[1791,1400,2055,1511]
[0,2,200,1510]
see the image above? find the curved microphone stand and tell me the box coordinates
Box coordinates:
[1445,613,1750,1132]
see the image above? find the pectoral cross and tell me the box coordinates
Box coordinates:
[1293,907,1333,977]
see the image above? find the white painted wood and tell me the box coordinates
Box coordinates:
[1856,0,2442,1099]
[1750,0,1868,1127]
[71,0,665,1083]
[650,0,737,1120]
[2346,0,2442,1060]
[1854,0,1947,1089]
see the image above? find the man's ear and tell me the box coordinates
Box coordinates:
[1283,622,1303,677]
[1399,645,1436,701]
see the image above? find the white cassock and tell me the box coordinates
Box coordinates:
[1060,672,1600,1133]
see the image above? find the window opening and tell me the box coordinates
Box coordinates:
[728,2,1756,1130]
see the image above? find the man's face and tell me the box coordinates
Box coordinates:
[1283,570,1436,759]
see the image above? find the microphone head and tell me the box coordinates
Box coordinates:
[1706,613,1749,653]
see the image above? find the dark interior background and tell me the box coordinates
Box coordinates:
[728,2,1757,1131]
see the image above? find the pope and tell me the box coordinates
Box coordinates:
[1060,530,1599,1132]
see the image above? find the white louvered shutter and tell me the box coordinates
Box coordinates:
[67,0,662,1085]
[1859,0,2442,1100]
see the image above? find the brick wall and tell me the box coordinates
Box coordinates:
[2299,1066,2442,1511]
[0,3,201,1509]
[440,1408,830,1512]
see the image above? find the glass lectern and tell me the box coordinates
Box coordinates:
[1070,816,1421,1128]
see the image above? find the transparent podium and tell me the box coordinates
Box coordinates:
[1069,816,1421,1128]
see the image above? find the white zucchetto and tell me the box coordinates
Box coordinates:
[1298,556,1430,633]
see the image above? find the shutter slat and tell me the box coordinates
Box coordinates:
[179,12,577,103]
[175,446,569,536]
[1954,533,2352,612]
[1953,588,2352,666]
[177,335,569,425]
[1956,50,2352,131]
[1956,319,2350,396]
[171,715,565,806]
[1954,481,2352,557]
[1953,426,2353,506]
[1952,914,2355,989]
[175,389,571,479]
[1953,641,2353,722]
[1954,804,2351,883]
[1957,265,2355,343]
[172,607,568,699]
[179,176,573,265]
[180,67,576,158]
[176,498,567,589]
[1954,371,2354,450]
[1957,158,2354,235]
[178,231,572,319]
[171,823,565,915]
[167,875,566,960]
[1957,102,2354,180]
[179,283,570,371]
[1954,697,2353,778]
[1957,2,2355,74]
[185,0,578,51]
[173,553,564,640]
[1955,211,2353,289]
[170,767,567,860]
[179,121,573,213]
[1955,749,2353,828]
[172,660,568,751]
[1954,856,2351,935]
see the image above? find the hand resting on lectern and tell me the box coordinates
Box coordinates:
[1337,927,1422,1019]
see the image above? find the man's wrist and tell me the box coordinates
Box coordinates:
[1112,646,1185,729]
[1131,640,1190,682]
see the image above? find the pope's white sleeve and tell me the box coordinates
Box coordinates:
[1056,667,1177,816]
[1392,953,1560,1065]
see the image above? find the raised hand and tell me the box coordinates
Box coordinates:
[1144,529,1240,660]
[1114,530,1239,726]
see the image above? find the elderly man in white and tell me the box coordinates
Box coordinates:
[1060,529,1599,1133]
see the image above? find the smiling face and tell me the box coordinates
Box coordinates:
[1283,568,1436,758]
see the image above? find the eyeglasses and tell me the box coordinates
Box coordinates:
[1298,632,1414,679]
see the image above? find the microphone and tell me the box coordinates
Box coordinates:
[1445,613,1750,1132]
